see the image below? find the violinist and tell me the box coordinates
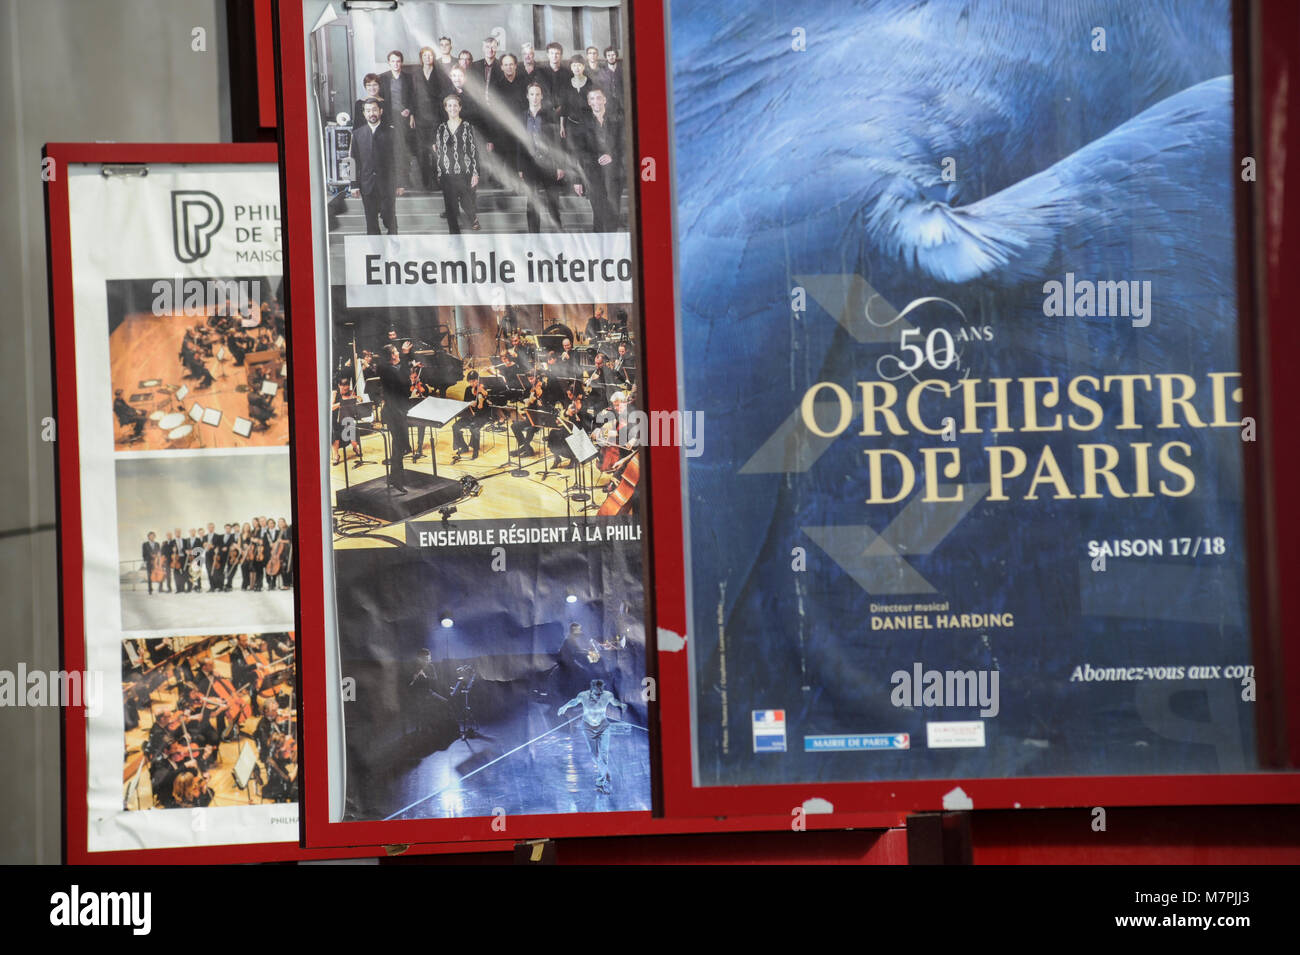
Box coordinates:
[254,700,292,767]
[223,526,245,592]
[408,359,434,462]
[331,374,364,466]
[256,701,297,802]
[583,351,615,415]
[273,517,294,590]
[247,518,267,591]
[171,770,213,808]
[612,340,635,387]
[230,633,266,698]
[453,370,488,461]
[511,369,545,457]
[549,383,593,469]
[144,707,186,763]
[507,332,533,375]
[151,740,201,808]
[237,522,255,590]
[493,343,519,381]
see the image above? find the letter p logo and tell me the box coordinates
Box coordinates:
[171,190,224,263]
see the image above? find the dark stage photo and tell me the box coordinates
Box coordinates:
[335,538,651,820]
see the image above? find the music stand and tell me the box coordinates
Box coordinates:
[526,408,560,480]
[407,396,471,480]
[232,740,261,802]
[565,429,600,507]
[214,346,228,379]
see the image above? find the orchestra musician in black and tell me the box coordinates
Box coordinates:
[408,357,435,462]
[516,81,566,233]
[612,340,636,387]
[549,384,594,469]
[331,374,364,465]
[453,370,488,461]
[141,532,162,595]
[114,390,146,442]
[376,342,414,493]
[511,369,546,457]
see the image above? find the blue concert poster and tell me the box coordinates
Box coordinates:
[668,0,1256,785]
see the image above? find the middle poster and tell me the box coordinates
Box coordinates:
[303,0,652,821]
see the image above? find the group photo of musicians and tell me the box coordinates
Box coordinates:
[319,3,631,235]
[116,453,295,632]
[120,634,297,809]
[137,517,294,596]
[108,277,289,451]
[328,296,642,543]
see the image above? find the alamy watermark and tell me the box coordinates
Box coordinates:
[0,665,103,716]
[890,662,999,717]
[1042,272,1151,328]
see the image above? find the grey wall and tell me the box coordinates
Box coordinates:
[0,0,230,864]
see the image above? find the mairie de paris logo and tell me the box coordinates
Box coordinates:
[171,190,224,263]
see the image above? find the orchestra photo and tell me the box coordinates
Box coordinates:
[316,5,631,236]
[120,634,297,810]
[108,277,289,451]
[329,300,642,546]
[116,454,294,632]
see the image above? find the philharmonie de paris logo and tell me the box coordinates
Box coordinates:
[171,189,225,263]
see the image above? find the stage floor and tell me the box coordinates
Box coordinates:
[120,588,295,634]
[331,422,627,548]
[350,700,652,821]
[111,312,289,452]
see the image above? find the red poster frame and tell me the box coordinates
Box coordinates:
[274,0,1300,846]
[273,0,906,847]
[44,141,499,863]
[644,0,1300,819]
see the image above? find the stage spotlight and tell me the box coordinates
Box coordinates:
[440,617,454,629]
[565,594,578,604]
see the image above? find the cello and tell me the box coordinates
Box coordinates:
[596,450,640,515]
[149,550,166,584]
[266,537,285,578]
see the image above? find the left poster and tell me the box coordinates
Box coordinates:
[53,156,301,855]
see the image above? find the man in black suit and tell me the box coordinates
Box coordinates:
[541,42,567,114]
[159,532,175,593]
[469,36,503,108]
[178,529,194,593]
[376,343,413,493]
[141,532,161,595]
[600,47,625,118]
[349,98,399,235]
[518,42,544,90]
[171,527,186,593]
[572,88,624,232]
[516,82,566,232]
[202,522,219,592]
[377,50,416,190]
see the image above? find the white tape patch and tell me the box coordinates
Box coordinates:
[802,797,834,815]
[658,627,686,652]
[942,786,974,811]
